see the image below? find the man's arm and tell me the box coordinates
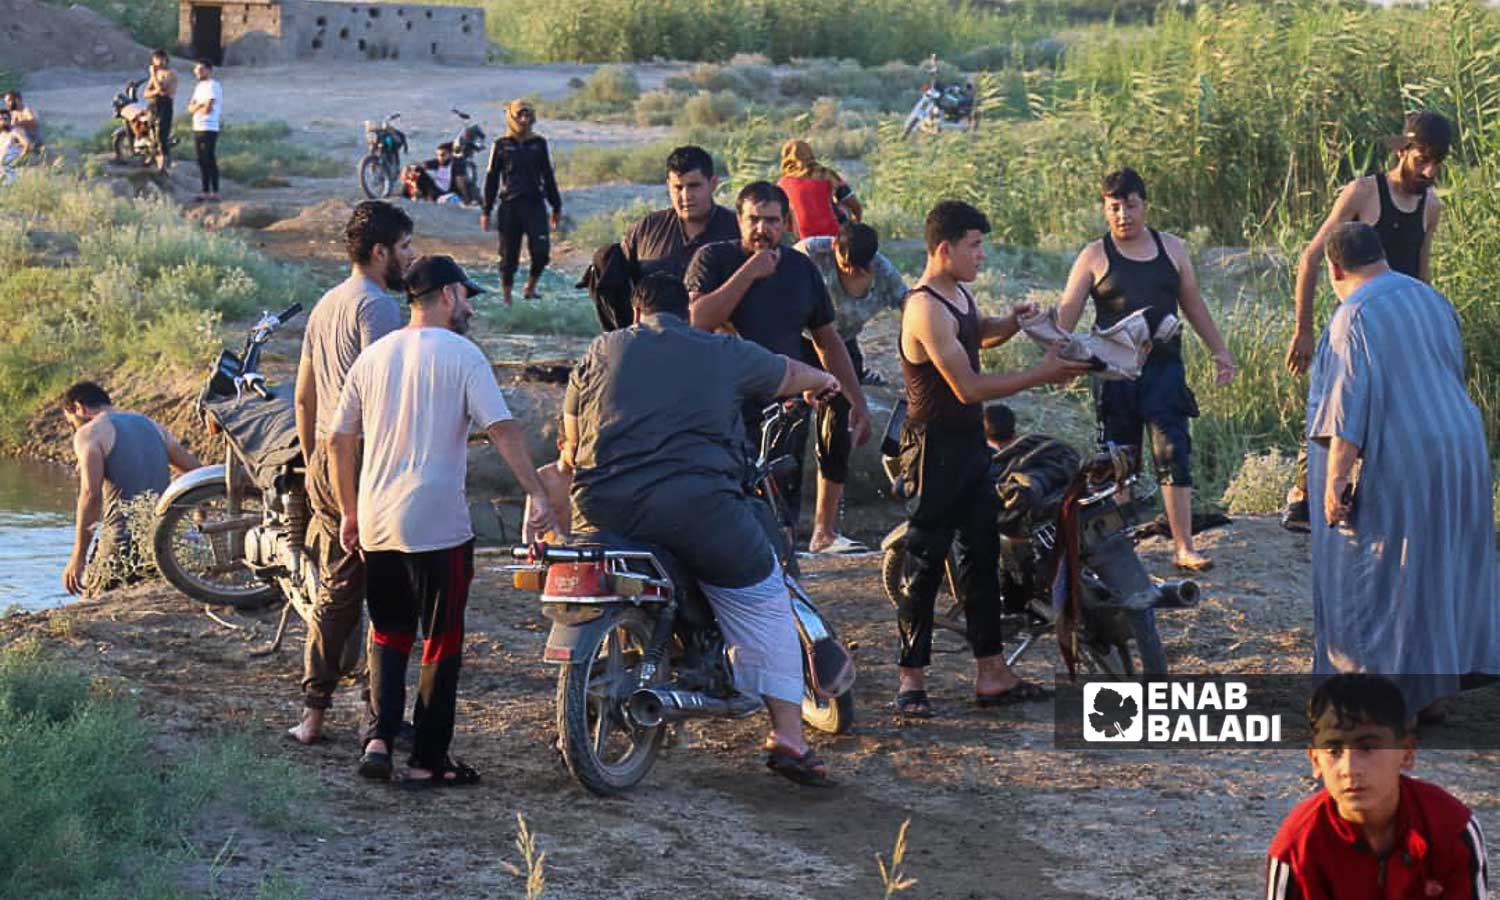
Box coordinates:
[1289,181,1363,374]
[539,140,562,223]
[293,355,317,461]
[63,430,105,595]
[1057,243,1100,332]
[808,322,871,446]
[1167,234,1235,385]
[775,356,840,399]
[688,249,777,331]
[158,426,202,475]
[1419,192,1442,285]
[907,293,1088,403]
[561,412,579,472]
[479,142,502,226]
[485,419,562,536]
[329,431,361,553]
[1323,435,1360,526]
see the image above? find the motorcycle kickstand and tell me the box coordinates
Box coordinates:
[248,601,295,658]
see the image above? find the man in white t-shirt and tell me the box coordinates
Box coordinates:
[330,254,559,787]
[186,59,223,201]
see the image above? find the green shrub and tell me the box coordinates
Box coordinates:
[567,197,656,252]
[555,142,675,187]
[1220,449,1298,516]
[634,90,688,127]
[546,65,643,120]
[0,639,313,899]
[680,91,745,129]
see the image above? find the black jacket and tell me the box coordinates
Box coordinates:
[577,242,635,332]
[482,135,561,214]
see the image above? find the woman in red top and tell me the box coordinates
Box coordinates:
[777,139,862,239]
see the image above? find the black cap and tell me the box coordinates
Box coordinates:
[403,254,485,301]
[1399,110,1453,155]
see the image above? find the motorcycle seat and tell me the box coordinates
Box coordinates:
[565,530,713,625]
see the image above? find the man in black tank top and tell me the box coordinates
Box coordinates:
[1056,168,1236,573]
[893,202,1089,717]
[1281,111,1451,530]
[60,381,201,595]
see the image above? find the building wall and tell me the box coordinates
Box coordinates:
[180,0,486,66]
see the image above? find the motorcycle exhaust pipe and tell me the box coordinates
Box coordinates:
[1153,579,1200,610]
[626,687,761,728]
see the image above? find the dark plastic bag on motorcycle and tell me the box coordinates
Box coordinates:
[992,435,1081,530]
[203,393,301,488]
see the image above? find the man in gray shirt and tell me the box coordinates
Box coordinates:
[565,273,842,784]
[287,201,413,746]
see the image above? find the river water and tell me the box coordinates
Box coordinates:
[0,457,78,610]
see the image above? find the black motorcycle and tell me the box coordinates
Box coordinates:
[150,306,343,658]
[359,112,407,199]
[902,56,978,137]
[509,400,856,796]
[447,107,485,207]
[878,401,1197,676]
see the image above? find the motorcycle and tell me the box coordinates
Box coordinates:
[150,307,350,658]
[447,107,485,207]
[359,112,407,199]
[110,79,170,166]
[878,401,1197,676]
[902,57,978,137]
[509,400,856,796]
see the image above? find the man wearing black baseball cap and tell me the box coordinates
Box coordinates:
[1281,110,1452,531]
[329,253,560,786]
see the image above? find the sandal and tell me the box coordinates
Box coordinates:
[357,745,392,781]
[396,757,482,790]
[764,742,834,788]
[894,689,933,719]
[975,679,1053,708]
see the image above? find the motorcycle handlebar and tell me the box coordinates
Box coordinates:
[275,303,302,324]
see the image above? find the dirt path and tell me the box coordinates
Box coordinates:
[6,518,1496,899]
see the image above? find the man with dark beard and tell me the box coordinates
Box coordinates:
[331,254,559,785]
[1280,111,1451,531]
[287,200,413,746]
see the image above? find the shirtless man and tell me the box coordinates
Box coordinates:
[1280,111,1450,531]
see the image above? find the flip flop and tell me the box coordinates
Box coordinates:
[764,743,834,788]
[894,689,933,719]
[396,757,482,790]
[357,747,392,781]
[809,535,870,556]
[975,679,1053,708]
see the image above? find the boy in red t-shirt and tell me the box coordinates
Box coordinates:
[1266,674,1489,900]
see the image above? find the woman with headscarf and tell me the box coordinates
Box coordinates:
[777,139,862,240]
[480,99,562,304]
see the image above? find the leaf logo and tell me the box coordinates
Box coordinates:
[1083,682,1144,742]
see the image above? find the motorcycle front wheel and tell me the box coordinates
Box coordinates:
[358,154,393,198]
[556,607,665,796]
[801,687,853,735]
[1080,609,1168,677]
[152,481,277,609]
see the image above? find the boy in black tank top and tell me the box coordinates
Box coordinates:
[894,201,1089,717]
[1280,111,1451,531]
[1056,168,1235,573]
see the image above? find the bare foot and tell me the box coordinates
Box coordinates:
[286,709,324,745]
[1173,551,1214,573]
[973,655,1021,697]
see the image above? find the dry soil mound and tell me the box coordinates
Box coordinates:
[1,0,152,73]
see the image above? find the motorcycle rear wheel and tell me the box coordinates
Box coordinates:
[556,607,665,796]
[358,154,392,199]
[152,481,277,609]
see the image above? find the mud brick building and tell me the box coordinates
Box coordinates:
[180,0,486,66]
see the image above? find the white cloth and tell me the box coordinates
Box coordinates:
[700,560,804,704]
[430,162,453,193]
[190,79,222,131]
[0,130,24,168]
[332,327,512,553]
[1018,306,1179,381]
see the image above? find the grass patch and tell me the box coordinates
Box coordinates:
[0,637,313,899]
[566,197,655,252]
[0,170,316,444]
[554,142,676,189]
[79,120,342,188]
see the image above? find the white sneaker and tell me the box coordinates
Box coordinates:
[809,534,870,555]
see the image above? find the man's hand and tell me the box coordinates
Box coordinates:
[1325,477,1353,527]
[1008,301,1039,324]
[848,402,872,447]
[62,553,86,595]
[528,492,564,540]
[1285,330,1315,376]
[1213,349,1237,386]
[479,213,490,232]
[741,248,779,282]
[801,370,841,408]
[339,513,360,555]
[549,209,561,230]
[1031,345,1093,385]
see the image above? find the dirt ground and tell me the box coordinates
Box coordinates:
[4,518,1497,899]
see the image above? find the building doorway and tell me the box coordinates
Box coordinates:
[190,5,223,65]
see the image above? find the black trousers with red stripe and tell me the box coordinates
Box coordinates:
[363,541,474,771]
